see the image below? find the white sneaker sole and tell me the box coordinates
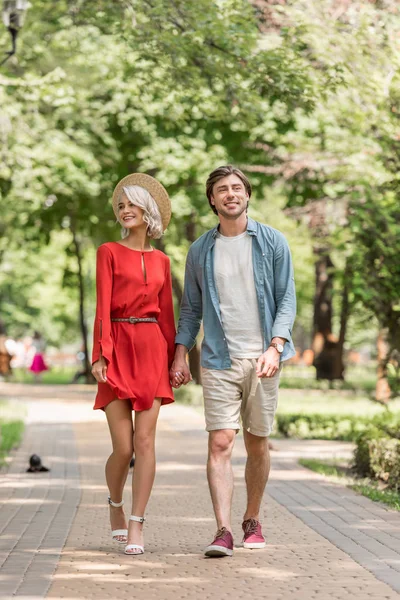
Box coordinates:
[204,544,233,557]
[243,541,266,549]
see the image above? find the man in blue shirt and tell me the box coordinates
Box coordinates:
[171,165,296,557]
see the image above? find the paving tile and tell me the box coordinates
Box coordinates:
[1,388,400,599]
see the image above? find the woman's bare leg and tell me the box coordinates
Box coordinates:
[105,399,134,540]
[126,398,161,554]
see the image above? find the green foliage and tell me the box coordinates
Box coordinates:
[275,411,400,442]
[300,457,400,511]
[368,438,400,491]
[299,458,343,478]
[260,1,400,359]
[0,420,24,464]
[351,484,400,512]
[354,436,400,492]
[347,192,400,351]
[354,425,400,491]
[353,427,388,478]
[280,365,377,393]
[1,0,399,366]
[12,366,85,385]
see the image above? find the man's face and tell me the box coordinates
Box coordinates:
[210,174,249,220]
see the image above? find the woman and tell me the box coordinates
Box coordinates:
[91,173,184,556]
[29,331,48,382]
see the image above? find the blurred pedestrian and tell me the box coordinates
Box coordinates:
[0,320,12,380]
[29,331,48,382]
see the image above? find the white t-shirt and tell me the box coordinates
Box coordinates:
[214,231,264,358]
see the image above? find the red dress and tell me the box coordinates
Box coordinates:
[92,242,176,411]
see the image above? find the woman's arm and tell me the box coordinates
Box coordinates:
[92,245,114,368]
[157,256,177,369]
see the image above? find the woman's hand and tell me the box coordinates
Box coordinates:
[169,344,192,388]
[91,356,108,383]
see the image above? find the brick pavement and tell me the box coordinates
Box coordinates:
[0,391,400,599]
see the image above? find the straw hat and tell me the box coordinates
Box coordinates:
[112,173,171,231]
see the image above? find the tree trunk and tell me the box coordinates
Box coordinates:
[376,328,391,403]
[71,228,93,383]
[311,250,345,380]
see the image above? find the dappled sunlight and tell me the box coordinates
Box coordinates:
[156,462,204,472]
[270,468,326,481]
[236,565,300,580]
[53,573,207,584]
[154,516,214,524]
[0,479,77,490]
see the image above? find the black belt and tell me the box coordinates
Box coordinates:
[111,317,158,324]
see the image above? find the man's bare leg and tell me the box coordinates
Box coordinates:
[207,429,236,531]
[243,430,269,521]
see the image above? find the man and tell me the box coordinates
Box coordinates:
[170,165,296,557]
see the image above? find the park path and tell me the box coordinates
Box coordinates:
[0,383,400,600]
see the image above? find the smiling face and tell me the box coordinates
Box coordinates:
[117,192,146,231]
[209,174,249,220]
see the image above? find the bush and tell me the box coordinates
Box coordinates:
[275,411,400,442]
[0,420,24,464]
[353,426,386,477]
[369,438,400,490]
[354,434,400,491]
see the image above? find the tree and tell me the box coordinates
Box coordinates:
[239,0,400,393]
[1,0,323,381]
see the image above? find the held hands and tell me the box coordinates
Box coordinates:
[169,354,192,388]
[91,356,108,383]
[256,347,280,378]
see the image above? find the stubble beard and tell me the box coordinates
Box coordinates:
[217,203,247,220]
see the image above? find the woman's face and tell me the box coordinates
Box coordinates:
[118,193,146,231]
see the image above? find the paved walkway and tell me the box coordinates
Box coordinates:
[0,384,400,599]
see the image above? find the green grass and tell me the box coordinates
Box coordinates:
[277,389,400,417]
[298,458,346,478]
[0,420,24,465]
[174,382,204,406]
[299,458,400,512]
[280,365,377,394]
[10,366,85,385]
[351,484,400,511]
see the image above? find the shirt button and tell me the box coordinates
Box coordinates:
[262,253,265,256]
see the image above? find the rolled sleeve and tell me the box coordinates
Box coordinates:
[271,234,296,343]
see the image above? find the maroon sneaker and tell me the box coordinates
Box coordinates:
[204,527,234,557]
[242,518,266,549]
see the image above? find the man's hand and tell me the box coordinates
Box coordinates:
[170,344,192,388]
[91,356,108,383]
[256,347,280,378]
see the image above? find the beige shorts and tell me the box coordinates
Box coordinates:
[201,358,282,437]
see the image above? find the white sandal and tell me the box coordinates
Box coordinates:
[108,497,128,544]
[124,515,145,555]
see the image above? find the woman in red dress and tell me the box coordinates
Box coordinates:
[91,173,184,555]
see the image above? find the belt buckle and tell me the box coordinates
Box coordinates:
[128,317,137,324]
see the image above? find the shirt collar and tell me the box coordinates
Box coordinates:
[211,217,257,239]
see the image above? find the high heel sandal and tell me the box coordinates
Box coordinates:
[108,497,128,544]
[124,515,145,555]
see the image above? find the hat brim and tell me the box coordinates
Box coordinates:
[112,173,171,231]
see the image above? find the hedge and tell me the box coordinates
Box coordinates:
[275,412,400,442]
[354,432,400,491]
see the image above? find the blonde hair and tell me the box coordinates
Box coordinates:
[119,185,163,239]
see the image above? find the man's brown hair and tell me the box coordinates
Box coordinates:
[206,165,252,215]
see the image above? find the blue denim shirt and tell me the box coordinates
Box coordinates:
[176,217,296,369]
